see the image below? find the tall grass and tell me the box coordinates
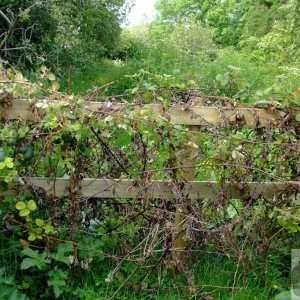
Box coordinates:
[64,46,299,104]
[66,254,286,299]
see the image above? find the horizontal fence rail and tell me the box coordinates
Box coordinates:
[2,177,299,200]
[1,94,299,270]
[0,98,289,127]
[1,97,299,203]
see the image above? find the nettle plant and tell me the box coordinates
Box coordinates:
[215,65,251,100]
[125,69,196,105]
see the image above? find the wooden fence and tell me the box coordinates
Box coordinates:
[1,98,299,199]
[1,98,286,126]
[2,96,300,266]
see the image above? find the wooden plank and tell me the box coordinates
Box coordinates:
[168,106,282,127]
[0,99,38,120]
[0,99,286,127]
[173,125,200,262]
[1,177,299,200]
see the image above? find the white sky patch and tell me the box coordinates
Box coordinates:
[125,0,157,27]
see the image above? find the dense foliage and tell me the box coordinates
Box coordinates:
[1,0,300,299]
[0,0,129,74]
[1,66,300,299]
[155,0,300,52]
[66,0,300,104]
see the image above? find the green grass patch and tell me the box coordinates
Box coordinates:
[71,254,286,299]
[64,48,299,104]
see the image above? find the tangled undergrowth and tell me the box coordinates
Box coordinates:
[0,68,300,299]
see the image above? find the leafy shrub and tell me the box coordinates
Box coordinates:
[0,0,128,74]
[112,24,150,60]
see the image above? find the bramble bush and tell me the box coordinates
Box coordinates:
[1,66,300,299]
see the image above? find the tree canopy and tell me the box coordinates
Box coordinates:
[0,0,129,72]
[155,0,299,51]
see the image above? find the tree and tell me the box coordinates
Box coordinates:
[241,0,300,61]
[0,0,129,72]
[155,0,251,46]
[154,0,292,47]
[112,24,150,60]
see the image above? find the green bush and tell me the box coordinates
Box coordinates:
[0,0,127,74]
[112,24,150,60]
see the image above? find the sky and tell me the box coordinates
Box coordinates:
[125,0,157,27]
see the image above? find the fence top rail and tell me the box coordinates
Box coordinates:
[1,177,299,200]
[0,98,291,127]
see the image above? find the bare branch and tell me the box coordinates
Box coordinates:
[2,46,30,51]
[0,10,12,27]
[0,15,19,51]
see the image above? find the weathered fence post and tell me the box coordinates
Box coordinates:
[172,125,199,266]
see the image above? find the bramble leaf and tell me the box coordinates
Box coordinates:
[35,219,45,227]
[27,200,37,211]
[19,209,30,217]
[16,201,26,210]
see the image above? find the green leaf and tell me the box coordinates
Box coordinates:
[130,86,139,94]
[6,162,14,169]
[44,222,54,234]
[227,199,243,218]
[63,112,76,120]
[52,243,73,264]
[232,150,244,160]
[20,9,30,22]
[296,114,300,122]
[35,219,45,227]
[21,249,50,270]
[69,123,81,131]
[48,269,68,298]
[27,200,37,211]
[19,209,30,217]
[20,258,37,269]
[274,291,291,300]
[28,231,42,241]
[18,127,29,138]
[49,81,60,92]
[227,204,238,218]
[16,201,27,210]
[114,132,131,147]
[28,233,37,241]
[216,73,230,86]
[5,157,13,163]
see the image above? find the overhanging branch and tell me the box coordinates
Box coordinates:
[0,10,12,27]
[0,13,19,51]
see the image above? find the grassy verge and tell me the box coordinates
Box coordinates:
[64,49,299,104]
[70,254,287,299]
